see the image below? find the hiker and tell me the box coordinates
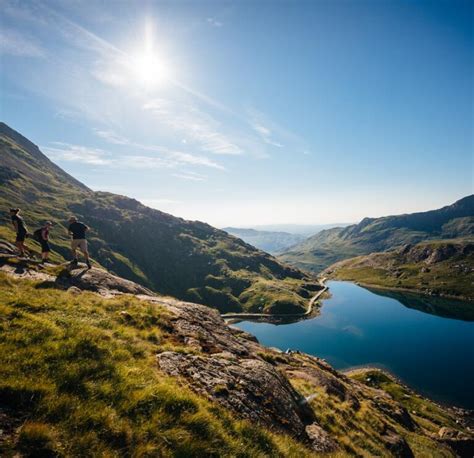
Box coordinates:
[68,216,91,269]
[34,221,54,264]
[9,208,29,257]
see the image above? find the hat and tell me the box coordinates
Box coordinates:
[45,221,54,226]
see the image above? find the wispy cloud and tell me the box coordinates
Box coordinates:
[43,143,111,165]
[93,129,225,170]
[143,99,242,155]
[44,139,225,171]
[94,129,129,145]
[172,171,207,182]
[0,28,45,57]
[247,107,310,154]
[207,17,223,28]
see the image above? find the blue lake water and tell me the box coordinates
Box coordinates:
[235,281,474,409]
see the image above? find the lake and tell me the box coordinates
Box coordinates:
[234,281,474,409]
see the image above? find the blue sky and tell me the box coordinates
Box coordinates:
[1,0,472,227]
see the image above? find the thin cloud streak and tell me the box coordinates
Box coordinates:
[45,139,225,171]
[0,28,45,57]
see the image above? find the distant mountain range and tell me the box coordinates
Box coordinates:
[249,223,351,237]
[0,122,319,314]
[223,224,351,254]
[279,195,474,273]
[222,227,306,254]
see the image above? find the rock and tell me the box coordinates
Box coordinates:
[305,424,339,452]
[381,429,413,457]
[67,286,82,295]
[0,240,17,256]
[56,267,153,296]
[157,352,315,441]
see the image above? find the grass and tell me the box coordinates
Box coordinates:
[289,364,458,458]
[328,239,474,301]
[0,272,314,457]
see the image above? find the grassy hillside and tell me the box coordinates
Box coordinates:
[222,227,305,254]
[324,239,474,302]
[0,272,311,457]
[279,196,474,273]
[0,122,319,314]
[0,259,471,457]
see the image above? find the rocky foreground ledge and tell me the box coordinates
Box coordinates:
[0,241,472,456]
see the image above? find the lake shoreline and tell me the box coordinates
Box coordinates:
[334,279,474,303]
[343,366,474,418]
[222,278,329,323]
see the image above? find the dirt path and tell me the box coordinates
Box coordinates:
[221,278,328,321]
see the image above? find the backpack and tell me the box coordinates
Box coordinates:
[33,228,43,242]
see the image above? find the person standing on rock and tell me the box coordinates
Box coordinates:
[34,221,54,264]
[9,208,29,257]
[68,216,91,269]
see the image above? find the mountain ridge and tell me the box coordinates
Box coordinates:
[0,122,319,314]
[279,196,474,273]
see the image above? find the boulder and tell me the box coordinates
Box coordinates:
[56,266,153,296]
[157,351,315,441]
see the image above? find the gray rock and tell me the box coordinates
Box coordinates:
[56,267,154,296]
[157,351,315,441]
[305,424,339,453]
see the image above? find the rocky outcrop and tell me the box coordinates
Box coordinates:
[157,352,315,440]
[56,266,154,296]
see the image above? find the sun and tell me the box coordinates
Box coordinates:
[129,21,171,87]
[132,51,170,86]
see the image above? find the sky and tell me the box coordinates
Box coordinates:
[0,0,472,227]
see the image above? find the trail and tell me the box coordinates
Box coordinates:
[221,278,328,321]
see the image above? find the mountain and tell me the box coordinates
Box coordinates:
[279,196,474,273]
[222,227,306,254]
[324,239,474,303]
[0,122,319,314]
[251,223,351,236]
[1,247,471,456]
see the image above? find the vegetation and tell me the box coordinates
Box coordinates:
[325,239,474,303]
[0,254,470,456]
[0,122,319,314]
[287,359,466,458]
[279,196,474,273]
[0,272,313,457]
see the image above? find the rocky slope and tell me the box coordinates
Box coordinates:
[0,122,319,314]
[0,243,472,456]
[279,196,474,273]
[324,239,474,302]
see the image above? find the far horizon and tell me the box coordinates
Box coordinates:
[1,0,472,227]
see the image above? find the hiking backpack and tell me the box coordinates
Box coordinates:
[33,228,43,242]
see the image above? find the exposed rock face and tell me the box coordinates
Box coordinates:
[400,242,474,265]
[56,266,154,296]
[305,424,339,453]
[157,352,314,440]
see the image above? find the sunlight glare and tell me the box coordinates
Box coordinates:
[130,21,171,87]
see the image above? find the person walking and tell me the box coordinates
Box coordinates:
[9,208,29,257]
[34,221,54,264]
[68,216,92,269]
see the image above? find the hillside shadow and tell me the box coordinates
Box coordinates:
[364,287,474,322]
